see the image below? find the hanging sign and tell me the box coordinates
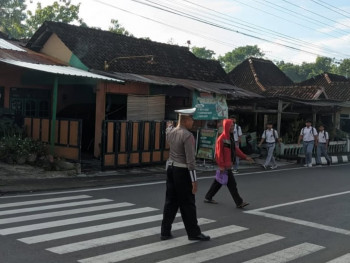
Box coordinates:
[192,92,228,120]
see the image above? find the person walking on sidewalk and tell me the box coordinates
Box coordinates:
[316,124,331,166]
[204,119,253,208]
[231,115,242,173]
[258,122,281,170]
[298,120,318,167]
[161,108,210,242]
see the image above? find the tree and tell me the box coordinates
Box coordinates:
[191,46,215,60]
[276,61,304,83]
[336,59,350,78]
[0,0,27,39]
[109,19,132,36]
[25,0,85,39]
[218,45,265,72]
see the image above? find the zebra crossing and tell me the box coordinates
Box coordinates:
[0,194,346,262]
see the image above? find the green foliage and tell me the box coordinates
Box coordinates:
[0,0,27,39]
[24,0,85,38]
[191,46,216,60]
[0,134,48,164]
[336,59,350,78]
[108,19,132,36]
[218,45,264,72]
[276,56,342,82]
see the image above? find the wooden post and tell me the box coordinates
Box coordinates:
[94,82,106,158]
[50,75,59,155]
[277,100,282,135]
[312,110,317,126]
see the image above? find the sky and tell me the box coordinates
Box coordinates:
[26,0,350,64]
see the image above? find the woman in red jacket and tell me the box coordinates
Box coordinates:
[204,118,253,208]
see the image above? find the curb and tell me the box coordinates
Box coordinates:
[297,154,350,164]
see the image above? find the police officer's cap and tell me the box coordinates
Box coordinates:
[174,107,196,116]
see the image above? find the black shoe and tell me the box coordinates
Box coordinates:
[236,201,250,209]
[160,234,173,240]
[188,233,210,241]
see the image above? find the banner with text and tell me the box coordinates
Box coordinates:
[196,128,218,160]
[192,92,228,120]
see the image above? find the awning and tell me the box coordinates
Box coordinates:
[90,70,260,98]
[0,58,124,83]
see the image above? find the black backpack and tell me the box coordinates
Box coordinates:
[302,126,317,136]
[264,129,278,142]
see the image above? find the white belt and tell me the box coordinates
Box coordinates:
[167,160,187,168]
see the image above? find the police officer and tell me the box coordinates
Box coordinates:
[161,108,210,241]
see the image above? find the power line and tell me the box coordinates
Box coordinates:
[310,0,350,20]
[174,0,350,58]
[315,0,350,16]
[257,0,348,36]
[130,0,348,59]
[280,0,350,32]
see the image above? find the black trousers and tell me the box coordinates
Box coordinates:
[161,166,201,237]
[205,169,243,206]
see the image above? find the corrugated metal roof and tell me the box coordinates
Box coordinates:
[90,70,260,98]
[0,58,124,82]
[0,39,26,52]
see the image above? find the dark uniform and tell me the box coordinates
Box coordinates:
[161,109,209,241]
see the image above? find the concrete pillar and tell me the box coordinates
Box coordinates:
[277,100,282,135]
[94,82,106,158]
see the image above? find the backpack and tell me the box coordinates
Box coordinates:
[302,126,317,136]
[264,129,278,142]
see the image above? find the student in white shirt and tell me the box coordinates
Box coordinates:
[258,122,280,169]
[297,120,318,167]
[316,124,331,166]
[230,115,242,173]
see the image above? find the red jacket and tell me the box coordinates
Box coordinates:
[215,119,247,169]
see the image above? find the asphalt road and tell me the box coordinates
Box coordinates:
[0,163,350,263]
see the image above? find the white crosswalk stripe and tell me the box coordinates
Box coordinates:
[0,202,133,224]
[19,214,169,244]
[78,225,249,263]
[47,218,215,254]
[156,233,284,263]
[0,199,114,217]
[242,243,325,263]
[0,195,339,263]
[0,207,158,235]
[0,195,91,209]
[326,254,350,263]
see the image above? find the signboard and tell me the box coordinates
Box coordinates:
[192,92,228,120]
[196,128,218,160]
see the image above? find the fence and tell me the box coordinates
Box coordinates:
[24,117,82,161]
[101,120,169,169]
[277,140,349,158]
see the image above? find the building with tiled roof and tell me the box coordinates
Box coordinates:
[264,86,327,100]
[227,57,294,94]
[299,72,349,87]
[26,21,230,83]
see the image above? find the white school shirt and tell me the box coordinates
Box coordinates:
[318,131,329,143]
[300,126,318,142]
[233,124,242,142]
[262,129,278,143]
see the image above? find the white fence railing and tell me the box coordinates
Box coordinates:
[276,139,350,157]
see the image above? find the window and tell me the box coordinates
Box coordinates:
[10,88,50,117]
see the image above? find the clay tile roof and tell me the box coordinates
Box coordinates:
[227,57,294,94]
[324,82,350,101]
[264,85,327,100]
[26,21,228,83]
[299,72,349,86]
